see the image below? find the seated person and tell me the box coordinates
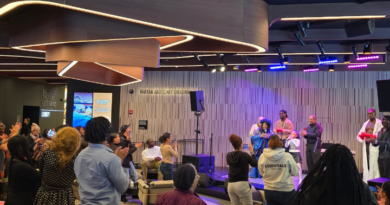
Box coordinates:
[155,164,206,205]
[141,139,162,180]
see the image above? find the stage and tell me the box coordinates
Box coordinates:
[195,167,307,201]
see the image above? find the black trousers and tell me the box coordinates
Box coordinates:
[306,142,321,172]
[378,158,390,178]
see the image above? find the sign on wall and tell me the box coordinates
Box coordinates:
[41,88,57,109]
[139,120,148,130]
[92,93,113,122]
[139,89,203,95]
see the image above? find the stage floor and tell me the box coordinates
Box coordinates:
[211,167,306,190]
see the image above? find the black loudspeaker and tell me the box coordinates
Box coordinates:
[377,80,390,112]
[189,91,205,112]
[182,154,215,173]
[198,173,216,188]
[344,19,375,38]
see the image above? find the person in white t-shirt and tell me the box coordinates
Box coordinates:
[141,139,162,180]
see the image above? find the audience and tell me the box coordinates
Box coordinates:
[378,181,390,205]
[108,133,121,151]
[27,123,43,158]
[34,127,80,205]
[159,132,178,180]
[6,135,41,205]
[21,118,30,136]
[119,124,141,185]
[155,164,206,205]
[1,122,21,182]
[226,134,257,205]
[141,139,162,180]
[74,117,129,205]
[258,135,299,205]
[288,144,378,205]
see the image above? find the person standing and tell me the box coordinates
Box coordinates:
[21,118,30,136]
[356,109,382,182]
[258,135,299,205]
[249,116,265,137]
[141,139,162,180]
[249,119,272,178]
[371,115,390,178]
[301,115,323,172]
[227,134,257,205]
[159,133,178,180]
[274,110,294,151]
[74,117,129,205]
[34,127,80,205]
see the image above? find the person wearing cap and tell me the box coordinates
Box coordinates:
[371,115,390,178]
[119,124,142,184]
[155,164,207,205]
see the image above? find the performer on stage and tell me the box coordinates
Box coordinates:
[371,115,390,178]
[285,131,302,183]
[274,110,294,151]
[250,119,272,178]
[356,109,382,182]
[249,116,265,137]
[301,115,323,172]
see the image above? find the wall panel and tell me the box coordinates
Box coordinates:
[120,71,390,172]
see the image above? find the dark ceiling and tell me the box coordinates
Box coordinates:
[265,0,390,5]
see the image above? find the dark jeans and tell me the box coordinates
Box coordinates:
[378,158,390,178]
[306,142,321,172]
[264,189,296,205]
[160,162,173,180]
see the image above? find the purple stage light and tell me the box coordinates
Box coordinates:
[348,64,368,68]
[244,68,258,72]
[356,55,379,61]
[303,68,319,72]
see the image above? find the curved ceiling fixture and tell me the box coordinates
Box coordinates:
[1,1,267,53]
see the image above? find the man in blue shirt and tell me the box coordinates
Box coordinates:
[75,117,129,205]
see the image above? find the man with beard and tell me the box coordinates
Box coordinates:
[274,110,294,152]
[356,109,382,182]
[371,115,390,178]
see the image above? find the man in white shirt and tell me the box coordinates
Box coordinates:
[141,139,162,180]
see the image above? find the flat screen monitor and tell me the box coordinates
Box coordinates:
[73,92,93,127]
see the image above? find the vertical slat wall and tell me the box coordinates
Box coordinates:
[120,71,389,172]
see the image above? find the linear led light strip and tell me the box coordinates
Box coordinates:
[13,35,193,53]
[94,62,142,86]
[0,63,56,65]
[18,77,63,79]
[1,1,266,52]
[236,52,387,56]
[0,70,56,71]
[0,54,45,59]
[280,15,386,21]
[160,54,220,60]
[58,61,78,76]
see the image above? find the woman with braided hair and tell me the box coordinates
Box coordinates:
[288,144,378,205]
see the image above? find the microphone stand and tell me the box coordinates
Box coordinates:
[195,100,205,156]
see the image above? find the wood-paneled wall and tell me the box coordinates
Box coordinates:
[120,71,390,172]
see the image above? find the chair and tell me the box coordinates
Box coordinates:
[141,169,158,180]
[137,179,174,205]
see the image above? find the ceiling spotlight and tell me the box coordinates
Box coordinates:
[305,22,310,29]
[276,46,284,64]
[363,42,373,54]
[383,54,388,63]
[351,45,359,59]
[242,55,250,63]
[316,41,325,55]
[293,32,305,46]
[219,66,225,72]
[211,68,217,73]
[216,53,228,66]
[386,40,390,53]
[298,21,307,37]
[244,67,258,72]
[257,66,263,72]
[328,65,335,72]
[233,65,240,70]
[343,55,350,64]
[283,56,290,64]
[315,55,321,63]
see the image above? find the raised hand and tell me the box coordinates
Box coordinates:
[248,144,254,154]
[135,142,142,148]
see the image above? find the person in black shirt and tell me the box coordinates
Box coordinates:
[301,115,323,172]
[371,115,390,178]
[21,118,30,137]
[226,134,257,205]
